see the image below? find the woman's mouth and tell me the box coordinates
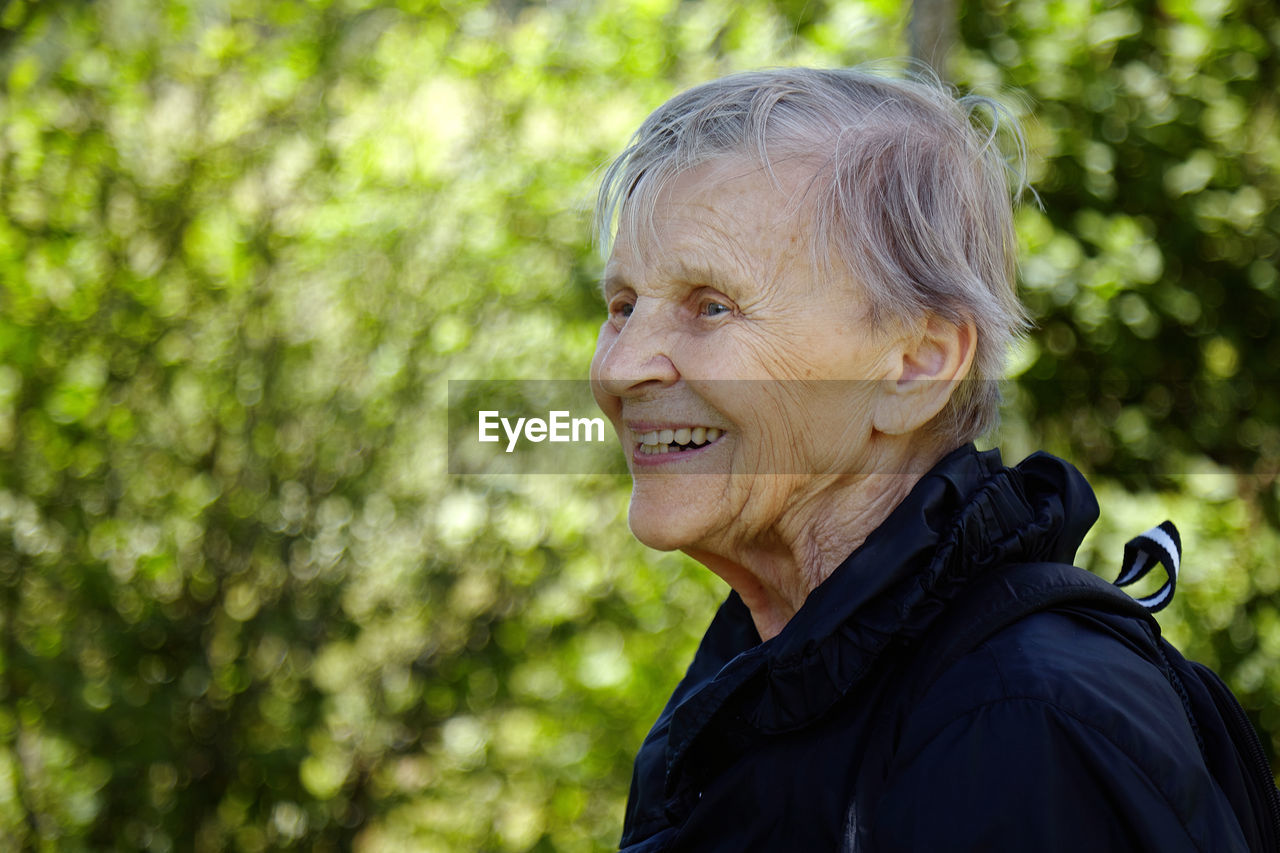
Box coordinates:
[636,426,722,456]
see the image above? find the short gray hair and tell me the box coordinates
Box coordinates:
[595,66,1031,444]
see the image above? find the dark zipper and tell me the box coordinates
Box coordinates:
[1156,636,1280,848]
[1210,666,1280,843]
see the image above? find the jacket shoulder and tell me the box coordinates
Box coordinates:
[921,606,1174,728]
[873,608,1246,851]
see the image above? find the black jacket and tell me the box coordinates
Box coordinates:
[620,445,1248,851]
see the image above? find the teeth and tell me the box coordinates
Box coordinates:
[635,426,724,455]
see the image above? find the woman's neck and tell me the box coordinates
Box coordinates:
[684,440,948,641]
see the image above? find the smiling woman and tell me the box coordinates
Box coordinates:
[591,156,964,637]
[588,67,1268,852]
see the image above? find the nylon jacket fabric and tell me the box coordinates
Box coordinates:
[619,445,1248,852]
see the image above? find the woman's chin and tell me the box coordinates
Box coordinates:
[627,501,708,553]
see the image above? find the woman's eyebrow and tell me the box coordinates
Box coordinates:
[601,270,629,297]
[600,259,734,297]
[665,258,732,290]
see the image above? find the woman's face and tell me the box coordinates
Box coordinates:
[590,157,903,555]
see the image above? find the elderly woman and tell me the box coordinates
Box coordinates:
[589,68,1266,851]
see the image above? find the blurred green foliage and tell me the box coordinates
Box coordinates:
[962,0,1280,480]
[0,0,1276,849]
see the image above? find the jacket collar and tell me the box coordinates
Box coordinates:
[663,444,1099,793]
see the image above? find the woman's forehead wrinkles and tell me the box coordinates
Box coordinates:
[607,169,811,298]
[661,203,788,262]
[660,219,797,297]
[612,223,754,285]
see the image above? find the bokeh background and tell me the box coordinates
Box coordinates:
[1,0,1278,849]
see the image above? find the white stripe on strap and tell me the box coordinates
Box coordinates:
[1115,520,1182,614]
[1140,523,1181,577]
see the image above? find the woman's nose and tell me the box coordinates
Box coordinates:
[591,306,680,399]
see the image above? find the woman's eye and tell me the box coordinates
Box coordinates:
[703,301,730,317]
[611,301,634,321]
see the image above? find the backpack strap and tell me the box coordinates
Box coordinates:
[1115,520,1182,612]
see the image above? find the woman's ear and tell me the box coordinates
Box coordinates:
[872,315,977,436]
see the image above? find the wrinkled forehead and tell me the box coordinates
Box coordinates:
[608,154,823,265]
[601,155,856,308]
